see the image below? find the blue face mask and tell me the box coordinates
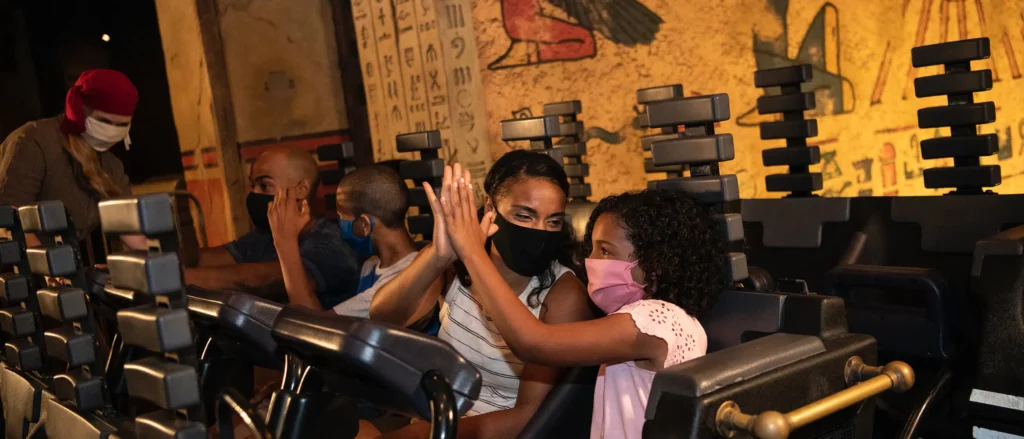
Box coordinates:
[339,217,374,259]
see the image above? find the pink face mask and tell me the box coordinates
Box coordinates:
[585,258,646,314]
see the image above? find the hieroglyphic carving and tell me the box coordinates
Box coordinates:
[352,0,390,160]
[396,0,429,149]
[353,0,491,185]
[415,0,455,150]
[436,0,491,196]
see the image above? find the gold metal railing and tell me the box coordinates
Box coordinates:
[715,356,915,439]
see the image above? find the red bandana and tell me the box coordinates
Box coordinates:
[60,69,139,134]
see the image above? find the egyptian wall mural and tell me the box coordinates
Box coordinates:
[355,0,1024,200]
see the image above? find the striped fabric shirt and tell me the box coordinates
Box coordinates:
[438,262,572,415]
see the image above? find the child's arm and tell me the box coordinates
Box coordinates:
[367,245,448,326]
[437,176,664,368]
[368,166,459,326]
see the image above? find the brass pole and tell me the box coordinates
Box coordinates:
[716,357,915,439]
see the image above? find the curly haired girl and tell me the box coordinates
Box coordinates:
[432,170,729,439]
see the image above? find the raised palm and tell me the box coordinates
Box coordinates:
[424,163,466,262]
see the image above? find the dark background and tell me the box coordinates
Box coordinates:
[1,0,183,184]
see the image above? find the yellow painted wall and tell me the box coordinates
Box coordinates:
[218,0,350,143]
[366,0,1024,199]
[155,0,244,246]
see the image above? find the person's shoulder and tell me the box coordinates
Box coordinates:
[309,217,342,237]
[3,117,61,151]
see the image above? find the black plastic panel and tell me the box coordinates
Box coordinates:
[537,148,564,164]
[917,102,996,128]
[728,252,749,282]
[37,288,88,322]
[700,290,784,352]
[753,65,813,87]
[648,175,740,204]
[0,273,29,302]
[44,327,96,367]
[0,307,37,337]
[98,195,176,236]
[543,100,582,116]
[124,357,201,409]
[408,187,439,207]
[651,134,735,166]
[108,251,182,296]
[637,85,683,104]
[756,92,815,114]
[568,184,592,199]
[825,264,954,359]
[891,194,1024,253]
[564,164,589,178]
[317,142,356,161]
[922,166,1001,189]
[4,339,42,371]
[914,70,993,98]
[134,411,205,439]
[716,213,744,243]
[500,116,560,140]
[762,146,821,166]
[396,131,442,152]
[117,305,194,353]
[645,94,731,128]
[557,121,583,137]
[556,143,587,157]
[399,159,445,181]
[759,120,818,139]
[643,158,683,174]
[18,201,68,234]
[765,173,824,193]
[26,245,77,277]
[641,133,684,152]
[52,369,106,412]
[741,197,851,249]
[912,37,991,67]
[0,240,20,265]
[920,134,998,159]
[644,334,875,439]
[271,305,482,420]
[0,205,15,229]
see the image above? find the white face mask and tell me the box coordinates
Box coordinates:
[84,116,131,152]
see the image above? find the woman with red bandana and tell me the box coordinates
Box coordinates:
[0,69,143,247]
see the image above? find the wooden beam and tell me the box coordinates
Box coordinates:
[330,0,374,167]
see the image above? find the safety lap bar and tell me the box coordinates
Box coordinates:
[715,356,915,439]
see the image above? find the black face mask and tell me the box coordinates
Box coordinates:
[491,213,563,277]
[246,192,275,231]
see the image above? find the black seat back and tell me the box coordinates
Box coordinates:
[99,194,206,436]
[271,305,481,420]
[396,130,443,240]
[186,286,283,368]
[969,225,1024,436]
[825,265,954,359]
[517,366,598,439]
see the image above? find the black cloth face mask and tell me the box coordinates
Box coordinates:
[491,212,563,277]
[246,192,275,231]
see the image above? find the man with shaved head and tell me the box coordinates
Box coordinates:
[185,147,360,308]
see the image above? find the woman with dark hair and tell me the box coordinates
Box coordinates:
[369,150,593,438]
[0,69,145,249]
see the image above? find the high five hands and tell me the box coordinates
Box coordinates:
[423,163,498,262]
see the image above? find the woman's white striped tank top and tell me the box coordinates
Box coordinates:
[438,261,572,415]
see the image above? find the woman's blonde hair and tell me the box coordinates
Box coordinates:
[62,133,122,198]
